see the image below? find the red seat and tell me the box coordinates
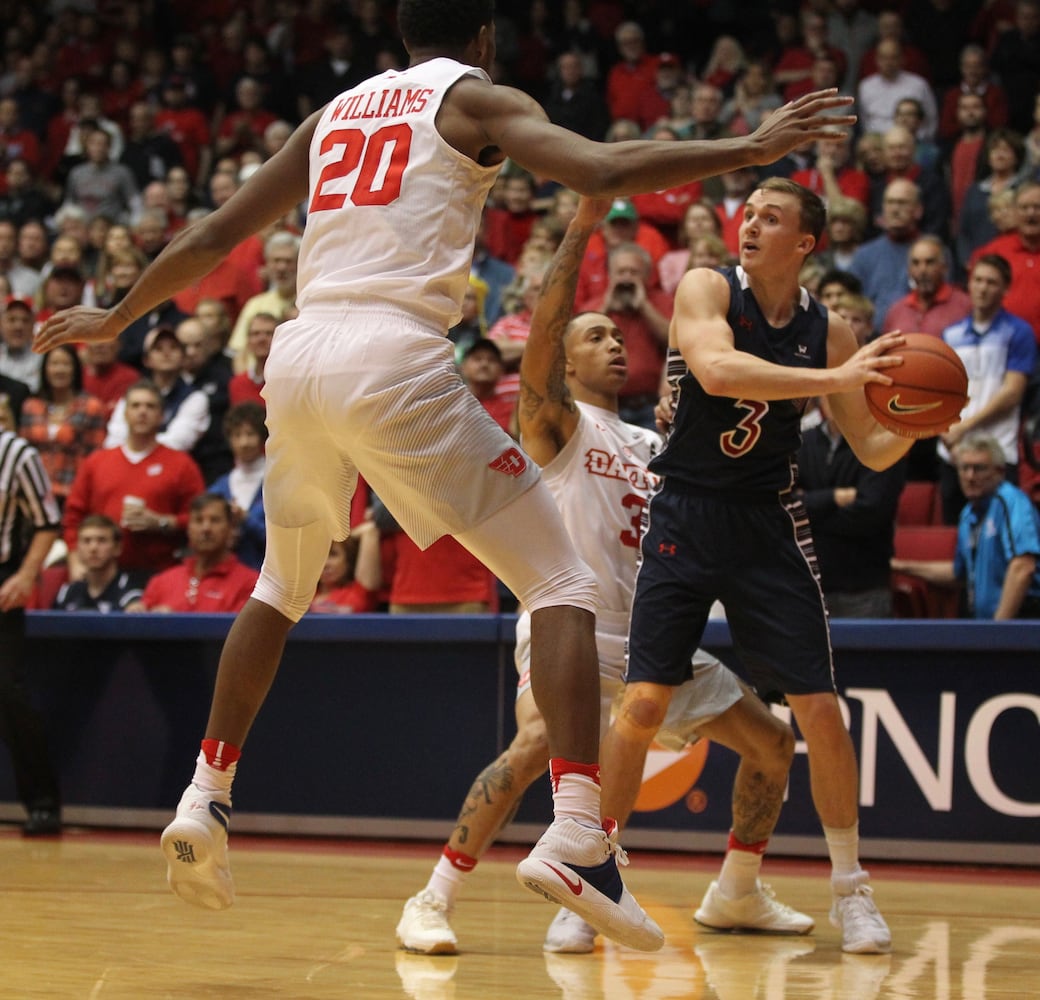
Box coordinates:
[896,481,941,526]
[28,564,69,610]
[891,525,959,618]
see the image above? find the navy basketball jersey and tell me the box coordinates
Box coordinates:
[650,266,829,493]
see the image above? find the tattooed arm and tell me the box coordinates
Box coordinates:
[517,195,613,468]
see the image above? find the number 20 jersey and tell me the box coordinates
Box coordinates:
[650,266,829,494]
[297,58,501,330]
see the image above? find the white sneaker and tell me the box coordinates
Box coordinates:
[830,880,892,954]
[516,818,664,953]
[695,879,814,934]
[396,890,458,954]
[544,906,597,953]
[160,783,234,910]
[395,952,458,1000]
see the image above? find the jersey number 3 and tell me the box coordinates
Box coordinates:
[720,399,769,458]
[309,124,412,212]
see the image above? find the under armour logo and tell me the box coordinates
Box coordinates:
[171,840,197,863]
[488,447,527,477]
[738,315,753,329]
[797,344,808,355]
[658,542,677,556]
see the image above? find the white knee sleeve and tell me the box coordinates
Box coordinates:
[253,519,334,622]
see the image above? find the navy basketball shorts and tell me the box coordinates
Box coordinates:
[626,488,836,702]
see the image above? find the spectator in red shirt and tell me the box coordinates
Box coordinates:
[634,52,685,132]
[578,241,672,429]
[484,172,540,265]
[605,21,658,123]
[154,76,212,188]
[0,98,41,195]
[63,380,205,581]
[791,131,870,210]
[309,522,381,615]
[81,338,140,418]
[773,9,848,103]
[938,44,1009,142]
[215,77,278,162]
[129,493,258,613]
[460,337,514,433]
[881,235,972,338]
[629,125,705,247]
[574,197,670,306]
[970,181,1040,342]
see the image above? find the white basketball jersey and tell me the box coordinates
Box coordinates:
[296,58,501,329]
[539,402,662,615]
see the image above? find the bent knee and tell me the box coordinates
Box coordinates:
[613,685,671,741]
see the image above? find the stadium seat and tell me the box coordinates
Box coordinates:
[891,525,959,618]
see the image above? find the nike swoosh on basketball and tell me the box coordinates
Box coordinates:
[887,395,943,415]
[542,862,584,895]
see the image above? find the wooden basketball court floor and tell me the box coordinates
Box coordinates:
[2,826,1037,1000]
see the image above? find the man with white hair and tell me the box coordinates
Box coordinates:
[227,230,300,372]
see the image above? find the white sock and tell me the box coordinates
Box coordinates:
[551,772,601,828]
[824,822,865,893]
[191,752,235,798]
[426,854,469,910]
[717,845,764,898]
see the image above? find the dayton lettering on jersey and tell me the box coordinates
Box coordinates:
[584,448,660,492]
[330,87,435,123]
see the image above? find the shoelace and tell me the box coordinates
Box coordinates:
[601,819,630,867]
[414,891,450,924]
[758,882,801,914]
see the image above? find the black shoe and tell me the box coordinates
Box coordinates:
[22,808,62,837]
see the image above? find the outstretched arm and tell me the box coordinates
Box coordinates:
[444,83,855,197]
[518,196,612,467]
[35,112,321,353]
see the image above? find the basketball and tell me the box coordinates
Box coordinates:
[863,333,968,438]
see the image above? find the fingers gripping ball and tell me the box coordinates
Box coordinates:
[864,333,968,438]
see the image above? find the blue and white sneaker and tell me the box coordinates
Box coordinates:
[516,818,663,952]
[161,783,234,910]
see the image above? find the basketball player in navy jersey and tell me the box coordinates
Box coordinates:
[34,2,854,951]
[398,195,812,956]
[600,178,940,955]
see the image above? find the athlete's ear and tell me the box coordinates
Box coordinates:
[798,234,816,256]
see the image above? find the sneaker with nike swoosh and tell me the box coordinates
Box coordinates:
[516,818,663,952]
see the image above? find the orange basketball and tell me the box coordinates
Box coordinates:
[864,333,968,438]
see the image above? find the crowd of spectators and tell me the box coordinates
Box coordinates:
[2,0,1040,619]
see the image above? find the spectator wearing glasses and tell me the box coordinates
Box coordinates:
[892,434,1040,619]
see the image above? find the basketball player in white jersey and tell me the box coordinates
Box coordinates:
[34,0,853,951]
[398,196,814,955]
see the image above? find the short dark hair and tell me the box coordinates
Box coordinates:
[756,177,827,241]
[79,513,121,543]
[973,253,1013,287]
[190,492,232,519]
[397,0,494,50]
[223,401,268,440]
[818,268,863,295]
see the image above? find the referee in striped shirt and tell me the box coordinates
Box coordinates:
[0,428,63,835]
